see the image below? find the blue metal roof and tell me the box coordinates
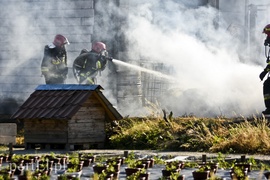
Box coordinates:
[35,84,103,91]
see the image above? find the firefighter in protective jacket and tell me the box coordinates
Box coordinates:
[260,24,270,114]
[73,42,111,84]
[41,34,69,84]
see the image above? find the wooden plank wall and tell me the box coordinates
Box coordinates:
[68,96,105,144]
[24,119,68,144]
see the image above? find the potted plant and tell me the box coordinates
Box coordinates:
[66,156,83,173]
[230,165,249,180]
[165,171,185,180]
[18,170,33,180]
[125,158,141,177]
[105,161,121,179]
[80,153,96,164]
[68,156,79,166]
[165,161,183,170]
[199,161,219,177]
[162,163,181,178]
[93,162,109,174]
[192,166,210,180]
[65,165,83,178]
[93,171,113,180]
[234,162,252,173]
[106,159,121,172]
[126,171,141,180]
[136,160,146,169]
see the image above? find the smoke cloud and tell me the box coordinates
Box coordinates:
[0,0,269,118]
[118,0,267,117]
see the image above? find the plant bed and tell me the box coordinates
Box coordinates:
[79,154,96,163]
[93,164,109,174]
[192,170,210,180]
[198,162,219,175]
[230,165,249,180]
[165,161,184,170]
[234,162,252,172]
[125,167,141,176]
[162,168,181,177]
[67,163,83,172]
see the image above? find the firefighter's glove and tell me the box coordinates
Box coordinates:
[106,56,113,61]
[260,70,268,81]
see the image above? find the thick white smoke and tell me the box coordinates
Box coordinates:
[120,0,266,117]
[1,0,268,118]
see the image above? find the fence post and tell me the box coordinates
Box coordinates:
[202,154,207,163]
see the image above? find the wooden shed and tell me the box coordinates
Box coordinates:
[11,84,122,150]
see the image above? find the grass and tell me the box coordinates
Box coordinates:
[108,115,270,154]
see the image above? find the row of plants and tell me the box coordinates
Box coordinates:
[86,151,270,180]
[1,151,270,179]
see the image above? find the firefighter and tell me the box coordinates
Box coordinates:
[73,42,112,84]
[259,24,270,114]
[41,34,69,84]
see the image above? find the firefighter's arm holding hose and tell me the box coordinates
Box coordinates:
[98,51,113,71]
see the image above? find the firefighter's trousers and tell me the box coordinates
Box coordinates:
[263,77,270,110]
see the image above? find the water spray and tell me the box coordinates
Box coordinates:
[111,59,177,81]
